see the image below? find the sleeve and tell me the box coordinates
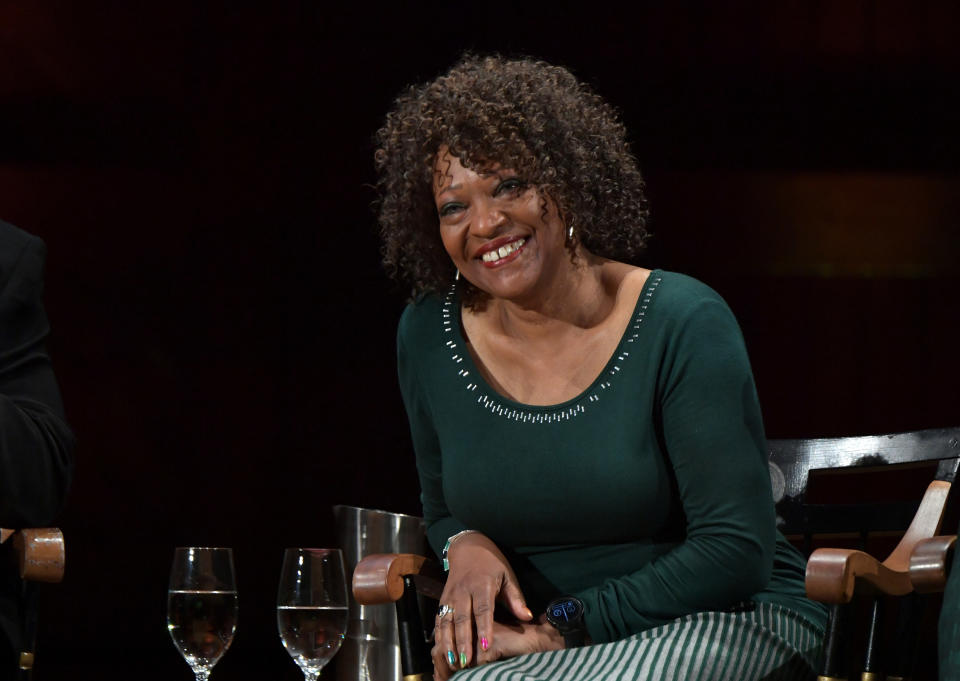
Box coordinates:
[577,297,775,642]
[0,234,76,527]
[396,307,467,558]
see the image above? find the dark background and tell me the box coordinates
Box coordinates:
[1,1,958,679]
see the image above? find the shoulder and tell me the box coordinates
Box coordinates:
[0,219,46,291]
[396,293,452,397]
[397,292,450,357]
[398,293,446,337]
[648,270,745,349]
[651,270,728,315]
[0,219,44,255]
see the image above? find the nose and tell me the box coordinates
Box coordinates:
[470,198,507,237]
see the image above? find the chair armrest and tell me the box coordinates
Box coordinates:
[1,528,65,583]
[909,535,956,593]
[352,553,445,605]
[806,548,913,603]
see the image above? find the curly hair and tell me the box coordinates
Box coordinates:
[374,54,650,306]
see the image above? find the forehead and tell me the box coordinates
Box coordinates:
[432,147,501,193]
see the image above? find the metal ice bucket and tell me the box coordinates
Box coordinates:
[333,505,427,681]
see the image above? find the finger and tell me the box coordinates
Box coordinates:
[501,575,534,621]
[434,607,458,673]
[432,636,454,680]
[473,587,496,664]
[453,600,475,669]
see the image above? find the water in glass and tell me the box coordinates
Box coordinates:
[167,547,237,680]
[277,548,347,680]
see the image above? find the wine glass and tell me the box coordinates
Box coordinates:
[167,547,238,681]
[277,548,348,680]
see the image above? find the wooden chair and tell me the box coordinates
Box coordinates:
[928,525,959,680]
[352,553,444,679]
[354,427,960,681]
[0,528,66,680]
[768,427,959,681]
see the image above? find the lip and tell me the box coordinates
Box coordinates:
[472,235,528,270]
[479,238,527,268]
[474,235,526,259]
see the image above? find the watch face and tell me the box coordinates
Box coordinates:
[547,597,584,628]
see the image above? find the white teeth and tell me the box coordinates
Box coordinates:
[481,238,525,263]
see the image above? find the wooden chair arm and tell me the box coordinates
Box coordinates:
[352,553,446,605]
[806,548,913,604]
[909,535,956,593]
[1,528,65,583]
[883,479,952,570]
[805,475,955,605]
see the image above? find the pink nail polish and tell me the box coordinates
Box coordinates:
[481,636,489,651]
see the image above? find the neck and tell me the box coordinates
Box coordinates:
[490,251,614,340]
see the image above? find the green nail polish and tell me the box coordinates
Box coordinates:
[447,650,456,666]
[460,651,468,667]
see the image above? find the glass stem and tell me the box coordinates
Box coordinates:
[193,671,211,681]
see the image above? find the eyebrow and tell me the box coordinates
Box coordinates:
[435,169,517,198]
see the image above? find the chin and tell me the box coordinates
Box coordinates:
[468,269,536,301]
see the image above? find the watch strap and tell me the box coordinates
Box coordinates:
[562,628,586,648]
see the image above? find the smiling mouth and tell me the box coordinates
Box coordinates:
[480,237,527,264]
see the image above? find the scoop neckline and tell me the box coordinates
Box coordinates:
[443,269,664,416]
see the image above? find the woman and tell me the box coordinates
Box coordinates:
[375,55,826,681]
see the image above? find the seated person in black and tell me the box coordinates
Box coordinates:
[0,219,75,674]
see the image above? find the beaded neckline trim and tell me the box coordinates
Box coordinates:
[440,274,663,423]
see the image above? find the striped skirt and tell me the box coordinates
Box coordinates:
[454,603,823,681]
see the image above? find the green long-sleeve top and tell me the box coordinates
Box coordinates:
[397,270,826,643]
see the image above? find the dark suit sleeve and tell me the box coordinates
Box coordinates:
[0,231,74,527]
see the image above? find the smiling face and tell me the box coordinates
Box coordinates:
[432,149,573,307]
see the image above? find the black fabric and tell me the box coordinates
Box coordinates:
[0,219,75,675]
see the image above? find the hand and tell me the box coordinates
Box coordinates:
[432,619,563,681]
[431,532,533,680]
[478,618,565,665]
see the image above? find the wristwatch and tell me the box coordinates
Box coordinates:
[545,595,587,648]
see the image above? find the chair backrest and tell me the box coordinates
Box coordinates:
[769,427,960,556]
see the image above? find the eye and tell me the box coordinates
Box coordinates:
[494,178,525,196]
[438,202,465,218]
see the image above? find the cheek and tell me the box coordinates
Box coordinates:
[525,202,561,240]
[525,189,554,217]
[438,226,464,261]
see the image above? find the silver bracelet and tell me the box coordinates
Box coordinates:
[442,530,478,571]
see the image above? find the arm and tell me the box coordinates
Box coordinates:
[0,229,75,527]
[396,307,530,678]
[396,307,465,555]
[577,297,776,643]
